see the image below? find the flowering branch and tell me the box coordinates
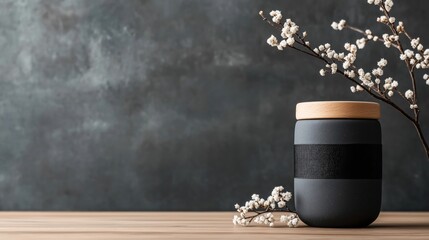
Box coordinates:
[260,0,429,159]
[232,186,299,227]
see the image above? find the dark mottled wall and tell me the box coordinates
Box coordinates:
[0,0,428,210]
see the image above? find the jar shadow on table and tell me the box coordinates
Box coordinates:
[295,222,429,229]
[367,222,429,229]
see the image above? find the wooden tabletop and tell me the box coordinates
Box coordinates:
[0,212,428,239]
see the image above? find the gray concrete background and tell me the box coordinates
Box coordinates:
[0,0,428,210]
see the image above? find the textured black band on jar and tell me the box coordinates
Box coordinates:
[294,144,382,179]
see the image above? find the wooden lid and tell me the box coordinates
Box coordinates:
[296,101,380,120]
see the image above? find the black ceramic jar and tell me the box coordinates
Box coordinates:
[294,101,382,228]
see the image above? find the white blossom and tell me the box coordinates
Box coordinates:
[270,10,282,24]
[267,35,278,47]
[280,213,299,228]
[411,38,420,49]
[410,104,418,109]
[377,16,388,23]
[281,19,299,39]
[339,19,346,29]
[389,35,399,42]
[254,212,275,226]
[233,215,250,226]
[330,63,338,74]
[424,74,429,80]
[383,77,393,90]
[263,201,269,207]
[356,38,366,49]
[273,195,280,202]
[405,89,414,99]
[372,68,384,76]
[384,77,393,84]
[377,58,388,67]
[327,49,335,58]
[331,19,346,30]
[384,40,392,48]
[319,69,326,76]
[289,218,299,227]
[251,194,260,200]
[416,54,422,61]
[343,61,351,69]
[286,37,295,46]
[368,0,382,5]
[426,80,429,85]
[404,49,414,58]
[350,44,357,53]
[356,85,364,91]
[344,42,351,51]
[283,192,292,201]
[331,21,338,30]
[375,78,381,84]
[350,86,356,93]
[384,0,394,12]
[345,70,356,78]
[397,21,405,33]
[388,90,394,97]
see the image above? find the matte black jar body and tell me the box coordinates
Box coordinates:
[294,102,382,228]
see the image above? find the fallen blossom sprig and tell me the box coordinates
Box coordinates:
[232,186,299,227]
[260,0,429,159]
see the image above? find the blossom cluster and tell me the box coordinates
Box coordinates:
[232,186,299,227]
[261,0,429,159]
[332,0,429,109]
[264,11,300,51]
[263,0,427,110]
[280,213,300,227]
[269,10,282,24]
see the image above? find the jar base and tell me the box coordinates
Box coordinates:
[294,178,381,228]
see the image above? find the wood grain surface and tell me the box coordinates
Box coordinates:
[0,212,427,239]
[296,101,381,120]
